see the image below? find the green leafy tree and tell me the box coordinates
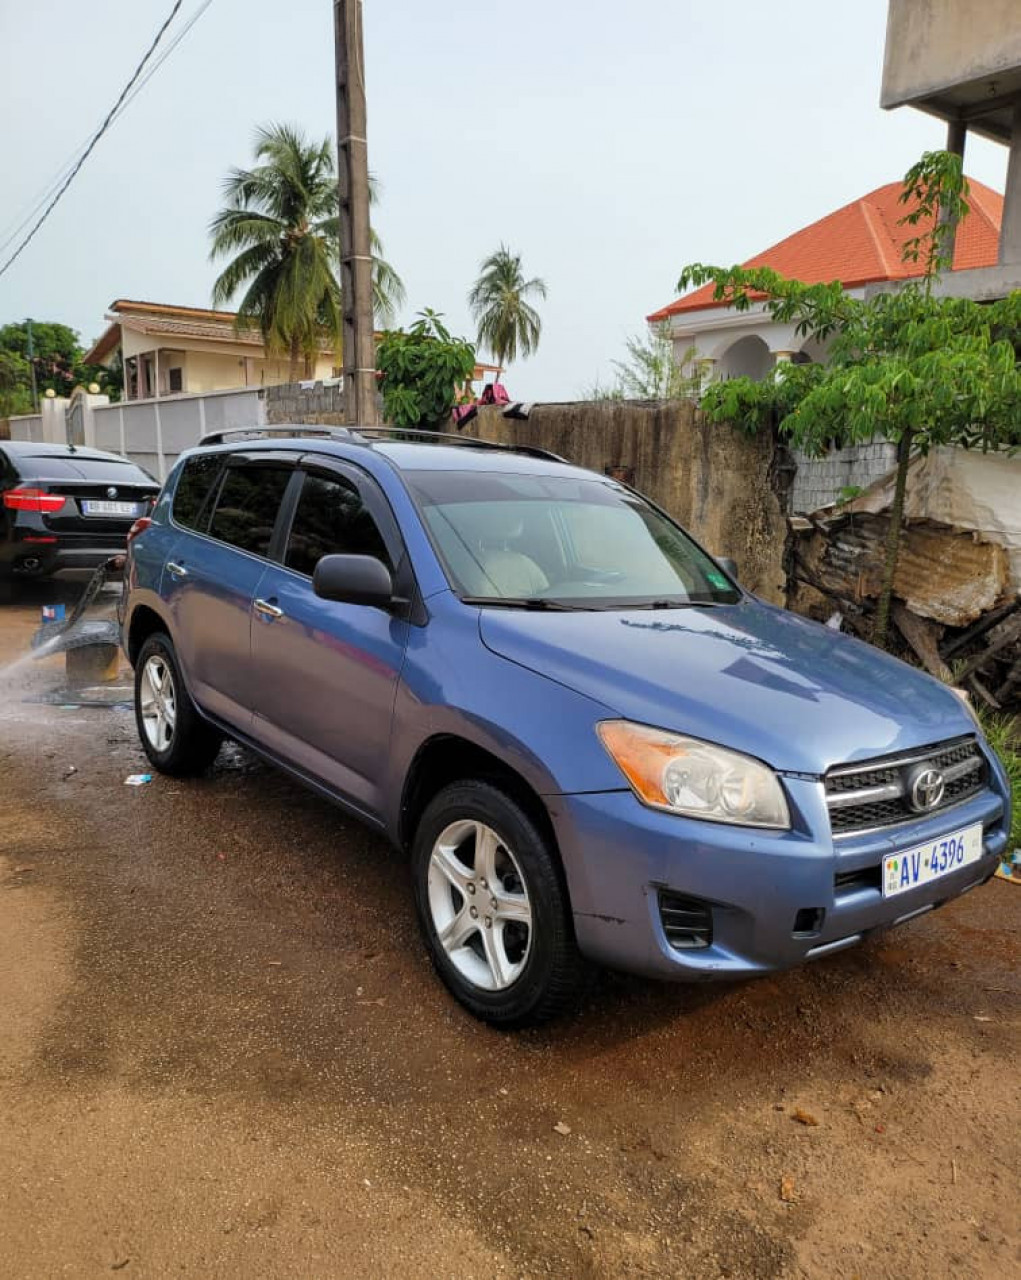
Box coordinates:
[0,320,120,414]
[468,244,546,379]
[589,325,701,400]
[0,348,32,417]
[376,309,477,430]
[210,123,405,381]
[676,151,1021,647]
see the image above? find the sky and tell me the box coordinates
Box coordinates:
[0,0,1010,400]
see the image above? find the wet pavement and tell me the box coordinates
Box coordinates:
[0,581,1018,1278]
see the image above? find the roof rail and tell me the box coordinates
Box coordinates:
[353,426,567,464]
[194,422,566,465]
[196,424,362,447]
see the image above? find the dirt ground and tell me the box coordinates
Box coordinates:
[0,582,1018,1279]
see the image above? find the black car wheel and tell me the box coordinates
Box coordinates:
[412,780,591,1026]
[134,632,222,776]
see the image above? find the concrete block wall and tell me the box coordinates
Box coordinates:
[791,442,898,514]
[263,380,346,424]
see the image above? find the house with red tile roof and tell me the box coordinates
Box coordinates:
[647,178,1004,383]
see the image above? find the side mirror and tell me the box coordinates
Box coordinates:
[313,554,394,608]
[716,556,739,582]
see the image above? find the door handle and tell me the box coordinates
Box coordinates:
[253,597,284,620]
[166,560,188,578]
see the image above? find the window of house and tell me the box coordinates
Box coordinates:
[284,473,391,577]
[168,367,183,393]
[207,464,293,557]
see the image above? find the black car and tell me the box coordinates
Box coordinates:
[0,441,159,602]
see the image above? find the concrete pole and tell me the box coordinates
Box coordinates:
[999,98,1021,266]
[26,318,39,411]
[334,0,379,426]
[939,118,967,269]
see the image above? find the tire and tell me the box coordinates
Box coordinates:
[134,632,222,776]
[412,780,591,1026]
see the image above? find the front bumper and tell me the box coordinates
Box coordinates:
[551,775,1008,980]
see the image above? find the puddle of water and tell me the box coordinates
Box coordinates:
[23,685,133,709]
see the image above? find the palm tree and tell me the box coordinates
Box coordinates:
[210,123,405,381]
[467,245,547,379]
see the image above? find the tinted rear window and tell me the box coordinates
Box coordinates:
[172,455,224,531]
[16,455,157,484]
[207,465,293,557]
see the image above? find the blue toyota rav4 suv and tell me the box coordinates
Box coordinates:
[120,427,1011,1025]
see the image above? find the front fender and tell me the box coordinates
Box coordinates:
[383,604,627,831]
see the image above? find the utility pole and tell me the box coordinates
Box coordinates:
[26,318,39,411]
[334,0,379,426]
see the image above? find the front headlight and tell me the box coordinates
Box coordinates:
[597,721,790,829]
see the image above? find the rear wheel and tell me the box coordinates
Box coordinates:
[412,780,590,1026]
[134,632,222,776]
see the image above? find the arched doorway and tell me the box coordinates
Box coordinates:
[716,334,772,381]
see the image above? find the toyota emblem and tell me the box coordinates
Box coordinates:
[106,486,118,499]
[908,766,945,812]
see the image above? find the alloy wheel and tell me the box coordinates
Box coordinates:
[139,654,176,753]
[427,820,533,991]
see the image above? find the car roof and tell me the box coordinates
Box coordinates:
[191,428,596,480]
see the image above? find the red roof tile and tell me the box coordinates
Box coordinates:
[648,178,1003,323]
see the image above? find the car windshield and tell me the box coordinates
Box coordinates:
[407,470,741,608]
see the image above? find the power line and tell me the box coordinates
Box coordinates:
[0,0,217,260]
[115,0,216,124]
[0,0,189,281]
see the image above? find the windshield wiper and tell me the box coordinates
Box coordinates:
[630,599,724,610]
[460,596,587,611]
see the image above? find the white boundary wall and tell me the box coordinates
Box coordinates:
[90,387,265,479]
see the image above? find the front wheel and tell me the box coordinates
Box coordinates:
[412,780,591,1026]
[134,632,222,776]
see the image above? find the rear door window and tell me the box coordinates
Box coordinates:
[284,472,392,576]
[207,464,293,558]
[172,454,225,531]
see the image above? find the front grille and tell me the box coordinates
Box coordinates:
[658,891,713,950]
[825,736,986,836]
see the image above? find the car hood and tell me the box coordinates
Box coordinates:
[479,599,975,775]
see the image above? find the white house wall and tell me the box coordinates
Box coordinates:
[120,323,337,394]
[665,288,867,380]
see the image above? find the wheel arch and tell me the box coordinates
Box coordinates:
[126,602,171,666]
[399,734,560,861]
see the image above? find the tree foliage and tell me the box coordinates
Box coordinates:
[590,325,702,400]
[376,310,477,430]
[0,320,120,416]
[468,244,546,375]
[209,123,405,379]
[675,151,1021,646]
